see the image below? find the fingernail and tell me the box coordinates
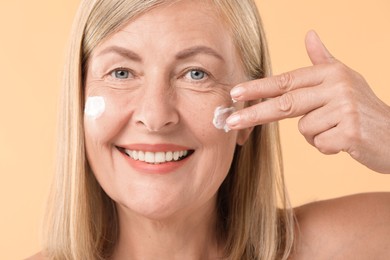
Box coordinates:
[226,114,241,126]
[230,86,244,98]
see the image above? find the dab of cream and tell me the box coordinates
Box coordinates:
[213,106,236,132]
[84,96,105,119]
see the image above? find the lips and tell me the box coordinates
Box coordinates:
[116,144,195,173]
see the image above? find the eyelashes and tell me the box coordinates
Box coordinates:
[106,66,213,85]
[108,67,135,81]
[181,67,211,83]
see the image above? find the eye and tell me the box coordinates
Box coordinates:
[110,68,132,79]
[184,69,208,81]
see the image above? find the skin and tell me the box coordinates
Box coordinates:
[84,1,250,259]
[27,1,390,259]
[290,193,390,259]
[227,30,390,174]
[226,30,390,259]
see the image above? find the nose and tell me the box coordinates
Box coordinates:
[132,81,179,133]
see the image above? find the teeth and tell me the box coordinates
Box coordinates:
[132,151,139,160]
[145,152,154,163]
[124,149,191,164]
[166,151,173,162]
[155,152,165,163]
[138,151,145,161]
[173,151,180,161]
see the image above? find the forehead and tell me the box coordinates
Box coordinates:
[129,0,227,30]
[94,0,235,55]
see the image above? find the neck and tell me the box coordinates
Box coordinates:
[111,197,224,260]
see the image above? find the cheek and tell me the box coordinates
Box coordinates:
[174,93,238,202]
[83,91,137,178]
[178,90,238,162]
[84,92,133,145]
[178,89,238,141]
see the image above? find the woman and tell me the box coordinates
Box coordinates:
[29,0,390,259]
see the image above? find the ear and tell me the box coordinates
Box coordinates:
[236,126,254,146]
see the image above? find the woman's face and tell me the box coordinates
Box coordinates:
[84,0,251,220]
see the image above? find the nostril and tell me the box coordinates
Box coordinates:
[131,94,180,132]
[134,113,179,132]
[136,120,173,132]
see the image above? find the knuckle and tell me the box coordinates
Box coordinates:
[314,136,337,155]
[336,72,355,91]
[340,100,358,116]
[277,72,294,91]
[330,61,349,76]
[330,63,358,90]
[337,83,353,98]
[313,137,325,152]
[343,123,362,144]
[298,118,309,135]
[278,93,294,114]
[349,149,362,161]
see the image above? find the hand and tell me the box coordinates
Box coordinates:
[227,30,390,174]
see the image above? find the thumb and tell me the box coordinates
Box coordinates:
[305,30,335,65]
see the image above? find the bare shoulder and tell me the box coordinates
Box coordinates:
[290,192,390,260]
[25,252,48,260]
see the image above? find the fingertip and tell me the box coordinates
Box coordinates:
[226,113,241,127]
[305,30,319,42]
[305,29,335,65]
[305,30,321,52]
[230,86,245,99]
[305,30,318,50]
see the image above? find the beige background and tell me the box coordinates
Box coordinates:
[0,0,389,259]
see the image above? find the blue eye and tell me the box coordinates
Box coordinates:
[111,69,130,79]
[185,69,208,81]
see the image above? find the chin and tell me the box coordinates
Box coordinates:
[113,189,191,221]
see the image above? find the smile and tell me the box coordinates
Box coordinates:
[117,146,195,165]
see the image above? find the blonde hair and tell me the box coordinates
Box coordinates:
[43,0,294,259]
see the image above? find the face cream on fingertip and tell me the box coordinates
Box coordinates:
[84,96,106,120]
[213,106,236,133]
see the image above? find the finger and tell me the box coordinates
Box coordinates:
[230,31,335,102]
[231,65,326,101]
[226,85,329,129]
[298,105,341,146]
[305,30,336,65]
[313,126,349,155]
[313,114,362,155]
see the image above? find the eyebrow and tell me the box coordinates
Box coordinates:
[96,46,142,62]
[95,45,224,63]
[175,46,225,62]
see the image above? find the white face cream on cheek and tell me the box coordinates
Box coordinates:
[213,106,236,133]
[84,96,106,119]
